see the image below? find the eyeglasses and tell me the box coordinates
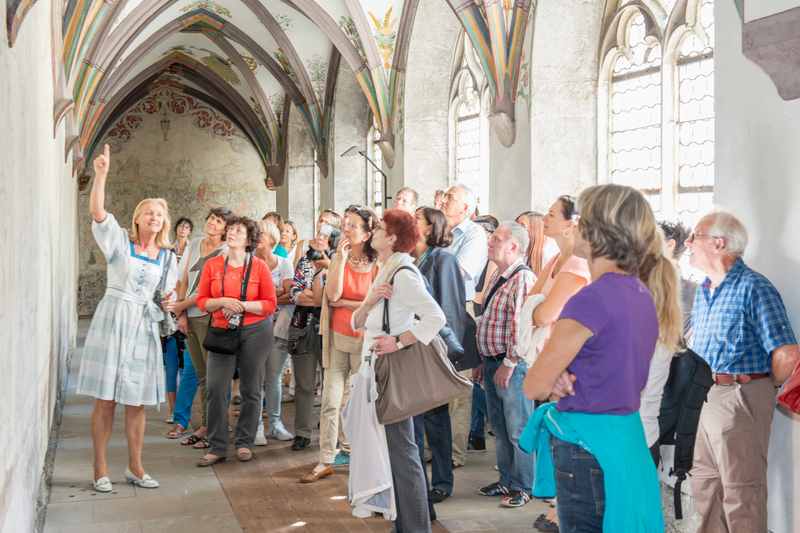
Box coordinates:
[686,232,722,243]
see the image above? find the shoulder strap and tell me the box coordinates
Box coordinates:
[484,264,531,310]
[381,265,418,334]
[158,250,174,295]
[240,254,254,301]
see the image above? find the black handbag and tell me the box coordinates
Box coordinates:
[203,255,253,355]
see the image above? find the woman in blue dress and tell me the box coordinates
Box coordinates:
[76,144,178,492]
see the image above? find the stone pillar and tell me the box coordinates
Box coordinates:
[329,61,370,213]
[283,102,317,239]
[401,0,462,206]
[529,0,605,212]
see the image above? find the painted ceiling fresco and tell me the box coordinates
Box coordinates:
[42,0,534,183]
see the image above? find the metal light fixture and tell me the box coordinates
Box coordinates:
[341,145,390,208]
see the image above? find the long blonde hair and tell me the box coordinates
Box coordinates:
[129,198,172,249]
[517,211,545,276]
[578,184,682,351]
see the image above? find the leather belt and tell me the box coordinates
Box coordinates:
[712,372,770,386]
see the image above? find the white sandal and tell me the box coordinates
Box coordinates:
[93,476,113,493]
[124,468,159,489]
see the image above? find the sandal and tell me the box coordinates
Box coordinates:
[166,425,188,439]
[197,453,226,467]
[180,433,204,446]
[192,437,210,449]
[237,448,253,462]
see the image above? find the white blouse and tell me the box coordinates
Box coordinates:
[357,266,446,360]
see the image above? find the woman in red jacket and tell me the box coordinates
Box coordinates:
[195,216,277,466]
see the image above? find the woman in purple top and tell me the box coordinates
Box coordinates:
[523,184,674,532]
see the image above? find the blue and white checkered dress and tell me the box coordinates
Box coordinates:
[76,213,178,406]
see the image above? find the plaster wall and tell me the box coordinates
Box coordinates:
[401,0,462,207]
[78,106,275,315]
[715,1,800,532]
[746,0,800,21]
[0,3,78,531]
[529,0,603,212]
[329,61,370,213]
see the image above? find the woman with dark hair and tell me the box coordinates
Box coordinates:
[194,216,277,466]
[301,206,379,482]
[173,206,231,449]
[173,217,193,261]
[351,209,446,533]
[411,207,469,507]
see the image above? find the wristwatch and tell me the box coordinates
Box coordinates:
[394,335,405,350]
[502,357,518,368]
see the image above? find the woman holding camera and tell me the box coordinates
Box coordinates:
[195,217,277,466]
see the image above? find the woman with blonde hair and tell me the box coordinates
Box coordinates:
[77,144,179,492]
[522,184,671,532]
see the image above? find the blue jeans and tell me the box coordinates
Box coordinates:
[551,436,605,533]
[469,381,487,439]
[483,357,534,493]
[264,338,290,428]
[163,336,181,393]
[413,403,454,494]
[173,348,198,429]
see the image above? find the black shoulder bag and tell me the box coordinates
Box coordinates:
[203,255,254,355]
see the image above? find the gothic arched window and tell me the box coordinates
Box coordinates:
[449,33,490,214]
[600,0,715,225]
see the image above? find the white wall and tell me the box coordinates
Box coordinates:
[746,0,800,21]
[0,2,77,531]
[715,1,800,532]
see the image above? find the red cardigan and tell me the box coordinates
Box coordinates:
[196,255,277,329]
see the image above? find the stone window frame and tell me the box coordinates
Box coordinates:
[597,0,716,225]
[366,124,384,215]
[448,32,492,215]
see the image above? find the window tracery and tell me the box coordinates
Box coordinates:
[600,0,715,225]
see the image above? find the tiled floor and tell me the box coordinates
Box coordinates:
[44,323,546,532]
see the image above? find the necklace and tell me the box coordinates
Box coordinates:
[348,254,371,268]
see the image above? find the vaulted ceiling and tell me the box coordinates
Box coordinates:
[10,0,536,186]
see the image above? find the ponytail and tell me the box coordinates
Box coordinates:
[640,232,683,352]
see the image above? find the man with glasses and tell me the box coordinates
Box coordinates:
[686,211,800,533]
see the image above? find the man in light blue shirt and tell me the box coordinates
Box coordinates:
[686,211,799,533]
[442,183,488,302]
[442,183,488,469]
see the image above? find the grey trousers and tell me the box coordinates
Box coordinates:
[186,316,210,428]
[206,319,273,456]
[291,348,321,438]
[386,417,432,533]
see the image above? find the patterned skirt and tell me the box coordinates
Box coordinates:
[76,293,165,406]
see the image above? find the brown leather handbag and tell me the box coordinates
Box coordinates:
[374,266,473,425]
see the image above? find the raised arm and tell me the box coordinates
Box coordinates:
[89,144,111,223]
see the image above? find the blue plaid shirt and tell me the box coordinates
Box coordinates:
[690,258,796,374]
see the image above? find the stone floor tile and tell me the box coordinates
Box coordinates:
[44,502,94,525]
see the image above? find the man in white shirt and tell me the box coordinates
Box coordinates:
[441,183,488,468]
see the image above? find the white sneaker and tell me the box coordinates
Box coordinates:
[93,476,113,493]
[254,430,268,446]
[124,468,159,489]
[269,422,294,441]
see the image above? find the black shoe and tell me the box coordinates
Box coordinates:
[500,490,531,508]
[429,488,450,504]
[291,436,311,450]
[534,513,560,532]
[468,436,486,452]
[477,481,509,497]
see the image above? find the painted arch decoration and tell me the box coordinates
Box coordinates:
[59,0,431,178]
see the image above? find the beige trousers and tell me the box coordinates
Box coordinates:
[186,316,210,429]
[690,378,775,533]
[319,344,362,464]
[449,368,474,466]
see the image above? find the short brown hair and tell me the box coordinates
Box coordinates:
[416,207,452,248]
[382,209,419,253]
[226,215,261,253]
[262,211,283,226]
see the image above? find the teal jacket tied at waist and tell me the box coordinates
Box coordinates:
[520,402,664,533]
